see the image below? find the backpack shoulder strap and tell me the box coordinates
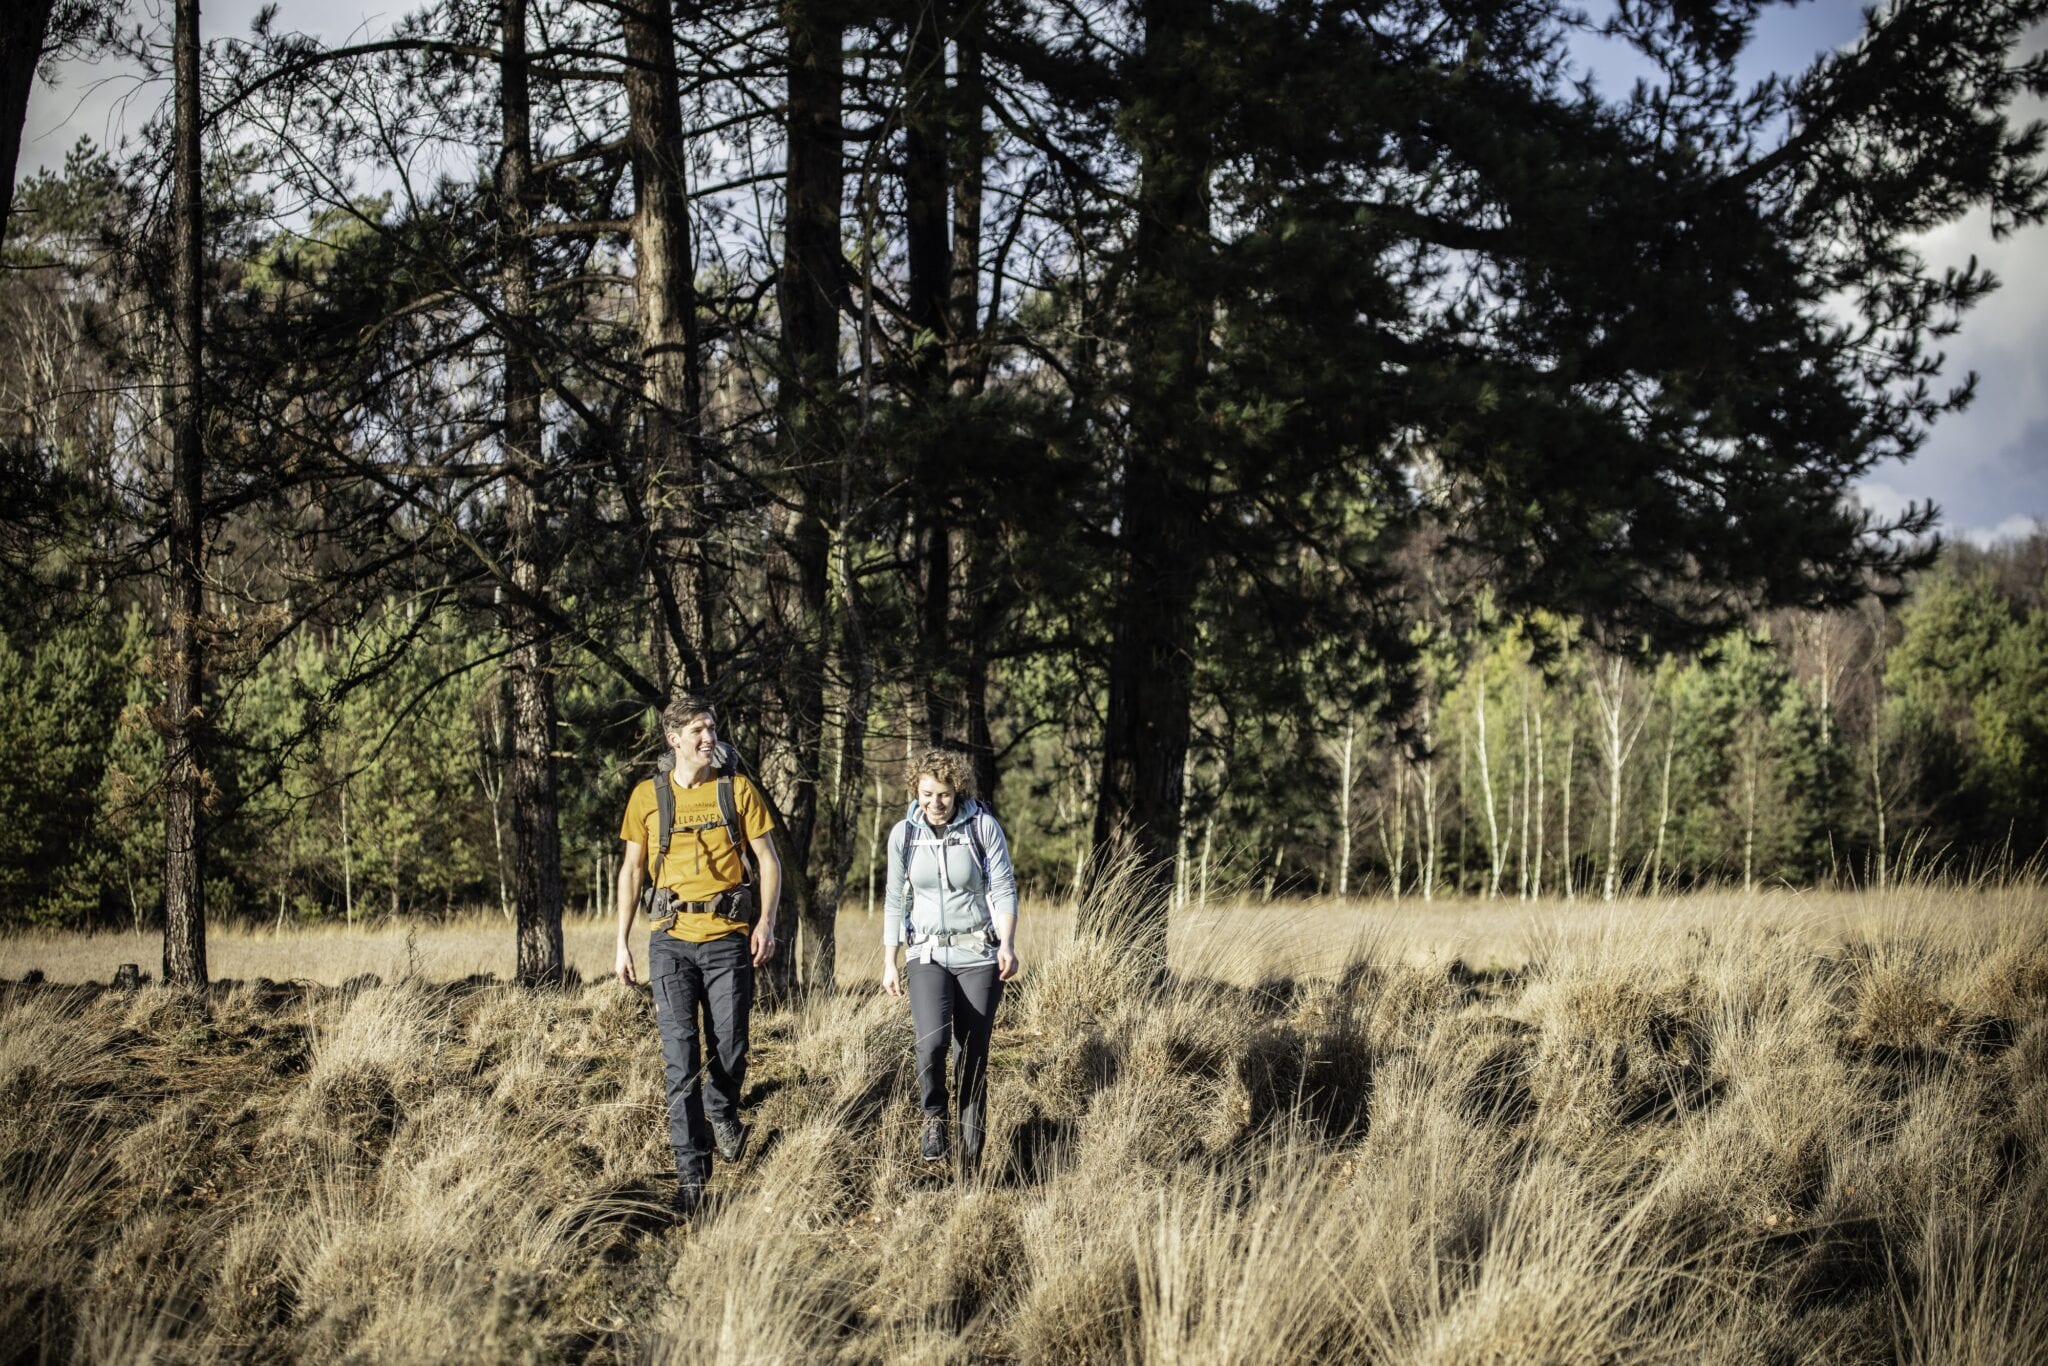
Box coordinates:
[717,772,757,887]
[650,763,675,882]
[897,811,919,902]
[964,801,989,878]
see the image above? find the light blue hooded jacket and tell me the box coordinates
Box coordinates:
[882,798,1019,967]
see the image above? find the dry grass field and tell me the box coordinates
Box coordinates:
[3,885,2045,1362]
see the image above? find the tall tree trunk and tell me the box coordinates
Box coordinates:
[477,686,510,919]
[1561,722,1576,900]
[1517,693,1532,899]
[1377,751,1407,902]
[1335,716,1354,897]
[917,518,953,744]
[902,0,949,381]
[339,779,354,924]
[1178,753,1193,906]
[1740,715,1760,894]
[1603,704,1624,902]
[501,0,565,986]
[775,0,845,1002]
[1419,699,1439,903]
[1590,657,1647,903]
[624,0,708,693]
[803,490,873,995]
[800,227,881,997]
[963,582,997,803]
[162,0,208,989]
[903,0,954,746]
[1870,711,1887,891]
[1532,702,1545,898]
[0,0,56,234]
[1816,626,1834,748]
[947,14,984,400]
[1085,0,1214,962]
[1651,720,1674,895]
[942,8,999,788]
[1474,679,1503,897]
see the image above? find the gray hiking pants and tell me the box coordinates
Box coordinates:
[649,931,752,1189]
[906,956,1004,1162]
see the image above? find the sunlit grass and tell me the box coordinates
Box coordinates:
[6,884,2035,987]
[1,882,2043,1360]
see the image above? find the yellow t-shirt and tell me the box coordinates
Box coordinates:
[620,773,777,942]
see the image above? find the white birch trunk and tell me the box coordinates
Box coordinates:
[1561,722,1576,901]
[1378,757,1408,902]
[1652,720,1675,897]
[478,753,509,922]
[1475,680,1504,897]
[1419,698,1440,903]
[1518,695,1532,899]
[1590,657,1650,902]
[1175,826,1190,909]
[340,781,354,926]
[1336,717,1355,897]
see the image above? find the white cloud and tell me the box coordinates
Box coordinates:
[1855,480,1916,522]
[1963,515,2043,549]
[1863,74,2048,537]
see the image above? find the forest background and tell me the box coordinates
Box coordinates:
[3,0,2047,995]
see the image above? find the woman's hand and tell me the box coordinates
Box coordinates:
[882,957,904,997]
[997,945,1021,982]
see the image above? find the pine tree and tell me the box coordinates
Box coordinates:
[1077,0,2046,939]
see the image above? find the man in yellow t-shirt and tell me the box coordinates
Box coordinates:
[614,692,781,1217]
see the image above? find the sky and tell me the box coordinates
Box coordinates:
[19,0,2048,547]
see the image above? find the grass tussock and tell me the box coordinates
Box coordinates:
[2,886,2046,1362]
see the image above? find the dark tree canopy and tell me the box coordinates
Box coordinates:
[1,0,2043,968]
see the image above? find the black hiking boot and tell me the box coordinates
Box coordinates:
[712,1117,748,1164]
[670,1181,704,1223]
[920,1117,949,1163]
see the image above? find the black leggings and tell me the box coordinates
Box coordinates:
[906,957,1004,1160]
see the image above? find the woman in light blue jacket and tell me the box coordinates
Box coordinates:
[881,748,1021,1171]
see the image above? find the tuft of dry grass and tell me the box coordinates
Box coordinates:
[2,883,2046,1362]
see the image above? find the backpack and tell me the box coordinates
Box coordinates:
[641,742,757,929]
[898,796,991,896]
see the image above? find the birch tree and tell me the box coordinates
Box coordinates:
[1588,653,1652,902]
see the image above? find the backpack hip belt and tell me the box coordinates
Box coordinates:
[908,928,997,949]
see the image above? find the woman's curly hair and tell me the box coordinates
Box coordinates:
[908,747,974,796]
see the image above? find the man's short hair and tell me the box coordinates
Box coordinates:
[663,692,717,735]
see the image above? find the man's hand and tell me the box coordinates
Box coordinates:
[750,921,776,967]
[883,959,904,997]
[615,942,636,986]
